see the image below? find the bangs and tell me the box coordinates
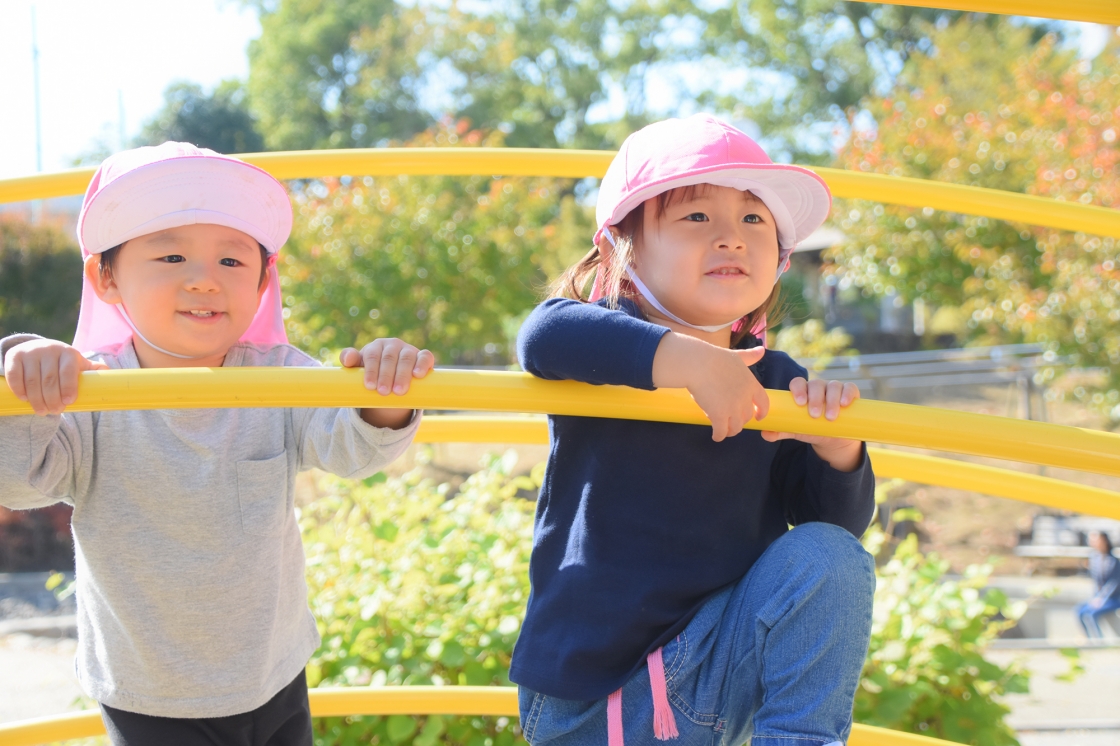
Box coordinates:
[652,184,717,219]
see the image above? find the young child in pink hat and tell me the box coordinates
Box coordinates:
[512,115,876,746]
[0,142,432,745]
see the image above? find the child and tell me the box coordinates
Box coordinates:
[0,142,432,745]
[512,115,876,746]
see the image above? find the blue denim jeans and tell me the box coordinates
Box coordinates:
[1075,597,1120,638]
[518,522,875,746]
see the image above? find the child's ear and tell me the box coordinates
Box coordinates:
[84,255,121,304]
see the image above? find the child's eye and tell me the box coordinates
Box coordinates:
[684,212,709,222]
[160,255,186,263]
[743,214,763,224]
[219,258,242,267]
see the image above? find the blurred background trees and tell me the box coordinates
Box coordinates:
[830,22,1120,417]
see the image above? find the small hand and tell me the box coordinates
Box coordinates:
[4,339,110,416]
[691,345,770,442]
[762,377,863,471]
[339,338,435,395]
[652,333,772,442]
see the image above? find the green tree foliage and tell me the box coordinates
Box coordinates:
[301,451,539,746]
[300,460,1032,746]
[246,0,725,151]
[244,0,1001,154]
[136,80,265,153]
[280,124,594,364]
[829,22,1120,419]
[245,0,433,150]
[701,2,952,161]
[0,218,82,342]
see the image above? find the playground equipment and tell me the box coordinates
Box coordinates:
[1,1,1119,743]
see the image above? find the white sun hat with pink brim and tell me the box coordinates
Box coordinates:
[73,141,293,355]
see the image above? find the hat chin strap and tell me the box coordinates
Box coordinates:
[624,267,739,333]
[115,303,202,360]
[602,230,740,333]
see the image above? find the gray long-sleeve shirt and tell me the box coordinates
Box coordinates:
[0,336,420,718]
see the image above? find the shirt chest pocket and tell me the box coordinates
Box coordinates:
[236,452,291,537]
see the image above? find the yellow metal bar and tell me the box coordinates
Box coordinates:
[814,166,1120,239]
[3,368,1120,478]
[852,0,1119,24]
[415,415,1120,520]
[868,448,1120,520]
[0,688,959,746]
[418,415,551,444]
[1,149,1117,239]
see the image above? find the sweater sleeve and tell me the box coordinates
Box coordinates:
[756,348,876,537]
[294,406,421,479]
[0,414,86,510]
[516,298,670,389]
[0,333,87,510]
[771,441,876,538]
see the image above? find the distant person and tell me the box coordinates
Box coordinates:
[0,143,433,746]
[512,115,876,746]
[1075,530,1120,640]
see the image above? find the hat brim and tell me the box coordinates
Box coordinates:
[596,163,831,251]
[78,156,292,256]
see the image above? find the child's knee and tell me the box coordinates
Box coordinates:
[777,522,875,596]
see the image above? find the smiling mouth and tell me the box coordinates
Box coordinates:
[708,267,746,276]
[181,310,224,318]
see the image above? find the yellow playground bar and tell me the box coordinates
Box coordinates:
[1,1,1118,744]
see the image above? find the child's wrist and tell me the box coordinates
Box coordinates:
[811,439,863,472]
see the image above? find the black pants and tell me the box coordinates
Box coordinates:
[100,670,313,746]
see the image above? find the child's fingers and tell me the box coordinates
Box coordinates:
[788,376,808,406]
[5,357,27,400]
[58,352,82,407]
[391,347,418,394]
[413,349,435,376]
[340,347,366,369]
[840,382,860,407]
[824,380,845,421]
[372,341,400,395]
[752,387,770,421]
[805,379,826,418]
[20,358,48,415]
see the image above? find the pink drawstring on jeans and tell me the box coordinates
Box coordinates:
[606,647,679,746]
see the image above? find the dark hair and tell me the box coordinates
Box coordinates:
[551,184,784,346]
[1090,531,1114,554]
[99,241,271,288]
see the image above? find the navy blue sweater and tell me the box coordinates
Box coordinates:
[509,298,876,700]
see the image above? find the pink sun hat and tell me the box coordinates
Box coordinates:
[593,114,832,277]
[73,142,293,354]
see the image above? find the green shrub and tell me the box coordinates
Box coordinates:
[857,485,1030,745]
[301,450,538,746]
[302,463,1033,746]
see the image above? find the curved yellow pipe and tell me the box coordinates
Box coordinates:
[2,368,1119,478]
[415,416,1120,520]
[0,687,959,746]
[858,0,1118,24]
[1,148,1117,238]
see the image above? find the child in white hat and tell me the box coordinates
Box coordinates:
[512,115,875,746]
[0,142,431,745]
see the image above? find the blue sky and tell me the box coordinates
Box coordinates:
[0,1,1111,181]
[0,0,259,179]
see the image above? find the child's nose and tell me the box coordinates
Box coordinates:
[184,266,222,291]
